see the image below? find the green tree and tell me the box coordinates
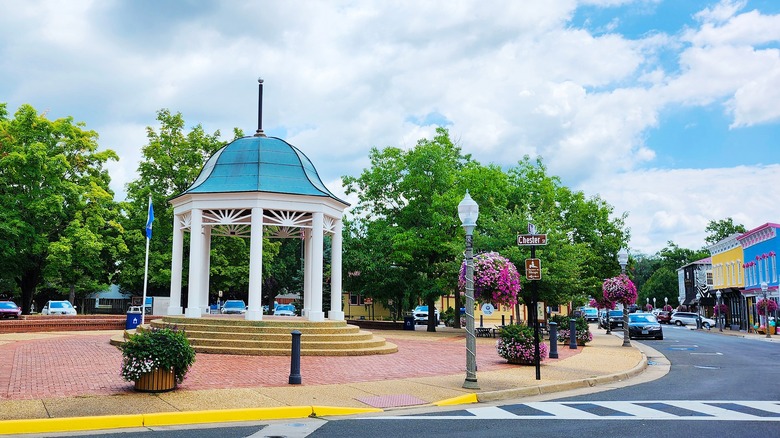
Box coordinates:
[343,128,470,331]
[638,266,678,308]
[0,103,122,313]
[704,218,747,245]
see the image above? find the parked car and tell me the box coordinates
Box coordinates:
[670,311,715,329]
[41,300,77,316]
[221,300,247,314]
[0,301,22,319]
[628,313,663,340]
[413,305,439,325]
[581,307,599,322]
[600,310,625,330]
[655,310,672,324]
[273,304,296,316]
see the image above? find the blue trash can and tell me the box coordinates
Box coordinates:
[403,316,415,330]
[126,311,142,330]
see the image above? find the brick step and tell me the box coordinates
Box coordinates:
[191,342,398,356]
[187,336,389,350]
[151,320,362,335]
[111,316,398,357]
[173,329,375,342]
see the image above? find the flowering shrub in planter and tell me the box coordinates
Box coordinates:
[120,326,196,386]
[459,252,521,306]
[496,324,548,364]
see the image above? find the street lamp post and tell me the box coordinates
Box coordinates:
[458,191,480,389]
[646,297,650,311]
[665,296,668,310]
[761,282,771,339]
[653,297,656,309]
[716,290,722,332]
[618,248,630,347]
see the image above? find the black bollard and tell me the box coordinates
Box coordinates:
[549,322,559,358]
[289,330,302,384]
[510,315,514,325]
[480,314,484,328]
[502,314,506,326]
[569,319,577,350]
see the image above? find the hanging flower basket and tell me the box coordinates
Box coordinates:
[602,274,637,305]
[459,252,521,306]
[757,298,778,316]
[713,304,728,316]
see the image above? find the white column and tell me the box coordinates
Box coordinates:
[185,208,203,318]
[167,213,184,315]
[328,219,344,320]
[246,207,264,320]
[303,230,312,317]
[308,212,325,322]
[201,226,212,314]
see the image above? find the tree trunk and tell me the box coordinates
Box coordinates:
[17,268,42,315]
[426,296,436,332]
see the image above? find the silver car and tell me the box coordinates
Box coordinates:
[670,311,715,329]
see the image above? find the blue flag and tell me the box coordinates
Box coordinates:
[145,197,154,239]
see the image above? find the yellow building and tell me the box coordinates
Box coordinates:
[708,233,746,330]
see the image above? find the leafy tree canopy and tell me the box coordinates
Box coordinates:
[704,218,747,245]
[0,103,122,313]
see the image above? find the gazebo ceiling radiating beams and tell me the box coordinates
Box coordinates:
[176,208,340,239]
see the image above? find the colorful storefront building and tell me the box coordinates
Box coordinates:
[736,223,779,333]
[708,234,745,329]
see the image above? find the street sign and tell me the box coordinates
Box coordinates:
[481,303,495,315]
[364,298,373,305]
[517,234,547,246]
[526,258,541,280]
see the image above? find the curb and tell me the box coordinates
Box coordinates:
[0,405,383,436]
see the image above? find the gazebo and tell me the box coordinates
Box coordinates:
[166,134,349,322]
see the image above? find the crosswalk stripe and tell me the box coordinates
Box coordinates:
[364,401,780,421]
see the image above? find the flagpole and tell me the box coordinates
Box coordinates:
[142,195,153,325]
[142,233,150,325]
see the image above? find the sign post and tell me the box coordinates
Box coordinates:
[518,224,548,381]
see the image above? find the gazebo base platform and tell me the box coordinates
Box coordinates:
[111,315,398,356]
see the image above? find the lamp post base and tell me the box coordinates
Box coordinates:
[463,378,479,390]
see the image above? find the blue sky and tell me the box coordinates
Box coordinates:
[1,0,779,255]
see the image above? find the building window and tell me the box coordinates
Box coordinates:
[350,293,364,306]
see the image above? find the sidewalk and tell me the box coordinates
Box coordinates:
[0,326,646,435]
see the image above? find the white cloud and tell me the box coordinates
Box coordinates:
[1,0,780,256]
[579,164,780,254]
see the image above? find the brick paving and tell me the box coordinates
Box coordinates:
[0,330,580,401]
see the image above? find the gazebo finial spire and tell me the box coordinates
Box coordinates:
[254,77,266,137]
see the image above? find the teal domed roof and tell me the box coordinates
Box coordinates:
[180,136,347,204]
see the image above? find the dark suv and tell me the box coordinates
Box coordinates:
[600,310,625,330]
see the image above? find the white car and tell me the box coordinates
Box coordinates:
[670,311,716,329]
[41,300,77,316]
[413,305,439,325]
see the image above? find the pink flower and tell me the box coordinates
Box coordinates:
[459,252,521,306]
[602,274,638,305]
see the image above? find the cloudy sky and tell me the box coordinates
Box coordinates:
[2,0,779,256]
